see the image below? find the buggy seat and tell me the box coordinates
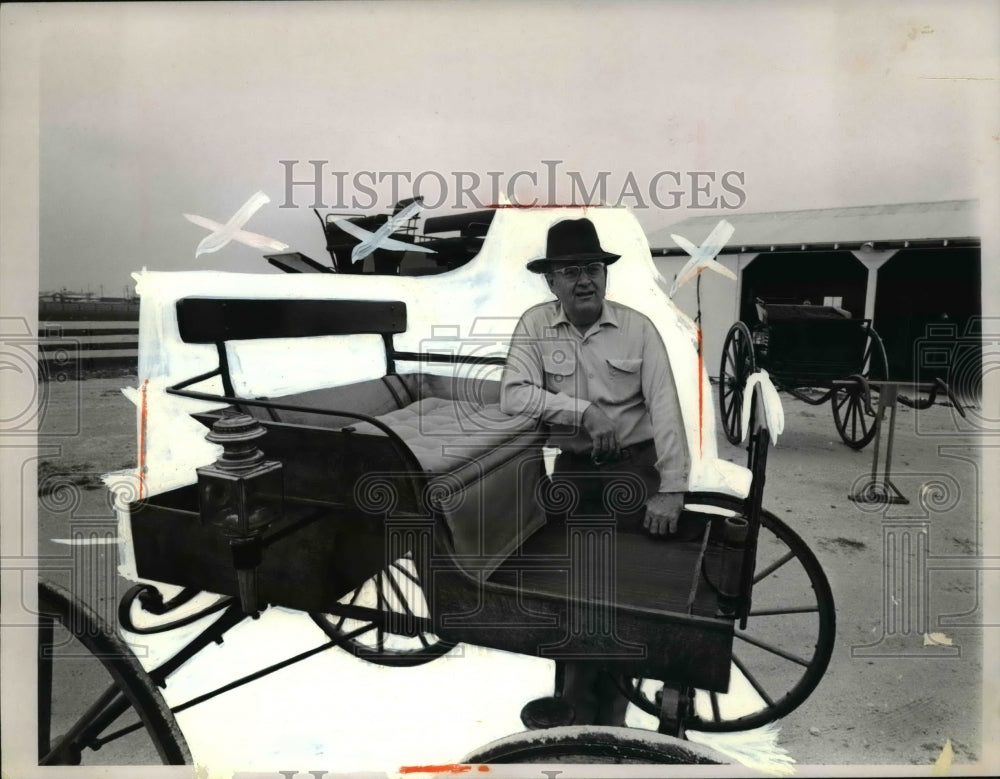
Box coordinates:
[164,297,548,587]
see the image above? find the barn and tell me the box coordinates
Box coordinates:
[647,200,982,393]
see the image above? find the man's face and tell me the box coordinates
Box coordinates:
[545,262,607,327]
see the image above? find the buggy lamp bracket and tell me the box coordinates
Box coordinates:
[196,412,284,613]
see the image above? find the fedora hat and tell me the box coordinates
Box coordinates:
[526,218,621,273]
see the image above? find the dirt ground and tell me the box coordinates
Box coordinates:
[30,375,988,769]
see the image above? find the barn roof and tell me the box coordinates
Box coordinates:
[647,199,980,255]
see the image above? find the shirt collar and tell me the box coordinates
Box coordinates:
[550,301,619,330]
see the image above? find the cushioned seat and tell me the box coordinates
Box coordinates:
[231,373,548,575]
[348,396,546,575]
[348,396,538,473]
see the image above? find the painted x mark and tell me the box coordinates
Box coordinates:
[331,199,437,264]
[668,219,737,297]
[184,191,289,258]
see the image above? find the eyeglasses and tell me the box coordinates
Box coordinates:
[551,262,606,281]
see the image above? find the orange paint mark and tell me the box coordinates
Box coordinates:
[485,203,594,209]
[697,327,704,455]
[399,765,483,775]
[138,378,149,499]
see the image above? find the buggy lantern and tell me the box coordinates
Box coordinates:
[196,412,283,612]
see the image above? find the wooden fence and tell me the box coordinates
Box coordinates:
[38,301,139,376]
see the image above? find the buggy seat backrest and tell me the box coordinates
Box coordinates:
[174,297,407,396]
[765,317,872,385]
[172,297,428,510]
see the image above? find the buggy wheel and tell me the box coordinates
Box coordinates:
[311,556,455,667]
[462,725,727,764]
[831,327,889,449]
[719,322,757,445]
[625,503,835,732]
[36,579,191,765]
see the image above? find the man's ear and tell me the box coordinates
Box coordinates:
[544,274,555,292]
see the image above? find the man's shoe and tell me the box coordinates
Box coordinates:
[520,697,575,730]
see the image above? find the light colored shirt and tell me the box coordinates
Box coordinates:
[500,299,690,493]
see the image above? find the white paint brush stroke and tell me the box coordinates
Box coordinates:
[331,198,437,264]
[669,218,737,297]
[184,190,288,257]
[741,369,787,445]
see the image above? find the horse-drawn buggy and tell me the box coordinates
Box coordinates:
[718,299,964,452]
[37,205,835,767]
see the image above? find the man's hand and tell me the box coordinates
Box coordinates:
[644,492,685,536]
[582,404,619,462]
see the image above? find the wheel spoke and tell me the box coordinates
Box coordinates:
[390,559,422,586]
[858,401,871,434]
[315,560,455,667]
[335,584,364,632]
[753,550,795,583]
[621,501,835,732]
[732,651,775,707]
[374,574,387,653]
[748,605,819,617]
[39,685,124,765]
[38,581,191,765]
[382,567,417,619]
[735,630,811,667]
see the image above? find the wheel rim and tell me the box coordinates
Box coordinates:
[719,323,757,445]
[831,327,889,449]
[626,504,835,732]
[311,555,455,666]
[462,725,727,764]
[37,580,191,765]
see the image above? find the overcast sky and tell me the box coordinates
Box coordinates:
[28,0,1000,293]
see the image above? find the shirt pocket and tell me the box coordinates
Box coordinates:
[605,357,643,400]
[542,350,576,390]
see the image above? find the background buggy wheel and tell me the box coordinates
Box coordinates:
[311,555,455,667]
[36,579,191,765]
[719,322,757,445]
[831,327,889,449]
[625,504,835,732]
[462,725,727,764]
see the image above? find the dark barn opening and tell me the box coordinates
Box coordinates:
[875,246,981,389]
[740,251,868,321]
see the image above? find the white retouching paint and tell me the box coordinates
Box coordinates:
[668,219,738,297]
[741,370,786,445]
[127,204,749,509]
[184,190,289,257]
[332,199,438,264]
[111,204,765,774]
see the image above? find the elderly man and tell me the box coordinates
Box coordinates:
[500,217,690,727]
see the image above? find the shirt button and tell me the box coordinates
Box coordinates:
[588,372,594,378]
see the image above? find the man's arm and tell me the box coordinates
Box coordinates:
[499,312,592,426]
[638,317,690,535]
[639,318,691,494]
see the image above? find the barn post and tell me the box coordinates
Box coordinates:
[850,247,898,321]
[733,251,759,320]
